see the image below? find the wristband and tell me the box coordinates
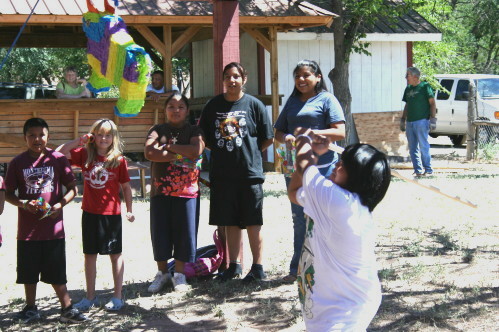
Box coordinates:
[296,134,313,144]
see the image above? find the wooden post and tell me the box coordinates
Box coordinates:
[163,26,173,91]
[466,81,476,160]
[213,0,240,95]
[74,110,80,139]
[212,0,241,270]
[269,26,280,172]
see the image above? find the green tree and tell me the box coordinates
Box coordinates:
[414,0,498,75]
[0,48,88,84]
[311,0,416,144]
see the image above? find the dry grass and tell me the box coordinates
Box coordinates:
[0,166,497,331]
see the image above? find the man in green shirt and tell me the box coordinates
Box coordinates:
[400,67,437,177]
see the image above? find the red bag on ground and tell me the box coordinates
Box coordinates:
[168,230,224,279]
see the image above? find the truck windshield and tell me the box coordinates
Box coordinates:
[477,79,499,99]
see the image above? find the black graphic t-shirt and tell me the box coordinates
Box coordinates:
[199,93,273,183]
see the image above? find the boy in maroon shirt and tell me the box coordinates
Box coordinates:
[5,118,87,324]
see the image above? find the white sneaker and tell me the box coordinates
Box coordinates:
[148,271,171,293]
[172,272,190,292]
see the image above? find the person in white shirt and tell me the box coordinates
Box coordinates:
[288,128,391,332]
[146,70,179,102]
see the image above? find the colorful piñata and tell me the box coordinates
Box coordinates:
[82,0,152,117]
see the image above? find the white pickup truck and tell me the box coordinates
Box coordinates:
[432,74,499,146]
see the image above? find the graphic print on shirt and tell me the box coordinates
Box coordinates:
[298,216,316,319]
[154,163,199,197]
[405,88,420,99]
[86,162,110,189]
[23,166,54,194]
[214,110,247,152]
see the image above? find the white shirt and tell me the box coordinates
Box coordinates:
[146,84,179,93]
[296,166,381,332]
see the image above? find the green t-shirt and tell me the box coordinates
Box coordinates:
[402,81,434,122]
[56,81,85,96]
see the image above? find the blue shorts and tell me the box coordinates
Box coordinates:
[150,195,199,263]
[17,239,67,285]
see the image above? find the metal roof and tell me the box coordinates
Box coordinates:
[300,0,439,35]
[0,0,335,19]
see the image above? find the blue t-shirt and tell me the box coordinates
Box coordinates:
[274,91,345,173]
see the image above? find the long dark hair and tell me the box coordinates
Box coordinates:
[340,144,391,212]
[291,59,328,97]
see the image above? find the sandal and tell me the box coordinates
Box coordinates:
[282,274,297,283]
[104,297,125,311]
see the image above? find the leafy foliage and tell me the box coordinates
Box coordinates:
[414,0,498,75]
[0,48,88,84]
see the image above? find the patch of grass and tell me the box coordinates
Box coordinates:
[401,241,425,257]
[378,268,397,281]
[116,313,143,329]
[479,142,499,161]
[212,303,225,319]
[401,263,427,280]
[461,248,476,263]
[263,189,287,198]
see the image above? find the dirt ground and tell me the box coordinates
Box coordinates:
[0,145,497,331]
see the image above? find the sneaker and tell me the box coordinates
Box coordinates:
[104,297,125,311]
[14,305,41,323]
[60,305,88,323]
[413,172,424,178]
[242,264,267,284]
[215,262,242,282]
[172,272,190,292]
[74,297,99,311]
[148,271,171,293]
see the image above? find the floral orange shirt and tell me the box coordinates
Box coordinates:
[147,123,203,198]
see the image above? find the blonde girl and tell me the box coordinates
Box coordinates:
[145,91,205,293]
[57,118,134,311]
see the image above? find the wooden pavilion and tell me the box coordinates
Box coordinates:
[0,0,336,168]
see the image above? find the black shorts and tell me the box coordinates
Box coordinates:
[82,211,122,255]
[17,239,67,285]
[209,180,263,229]
[150,195,199,263]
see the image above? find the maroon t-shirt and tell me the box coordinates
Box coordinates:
[5,149,75,241]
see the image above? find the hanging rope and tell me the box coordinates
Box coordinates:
[0,0,42,72]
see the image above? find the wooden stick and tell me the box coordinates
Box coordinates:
[328,143,478,209]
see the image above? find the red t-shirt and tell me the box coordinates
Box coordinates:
[5,149,75,241]
[70,148,130,215]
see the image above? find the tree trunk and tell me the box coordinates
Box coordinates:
[328,0,359,146]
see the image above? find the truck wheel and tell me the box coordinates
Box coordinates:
[449,135,465,147]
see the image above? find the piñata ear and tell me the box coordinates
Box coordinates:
[86,0,99,13]
[104,0,116,14]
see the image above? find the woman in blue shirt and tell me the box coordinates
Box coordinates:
[274,59,346,282]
